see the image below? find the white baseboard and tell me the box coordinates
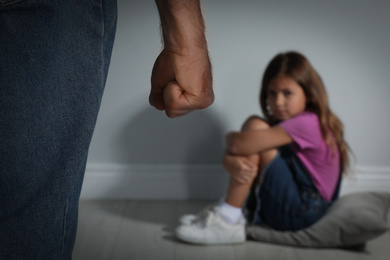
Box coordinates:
[80,163,390,200]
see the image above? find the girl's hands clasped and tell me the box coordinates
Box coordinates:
[223,152,258,184]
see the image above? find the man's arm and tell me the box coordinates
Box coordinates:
[150,0,214,118]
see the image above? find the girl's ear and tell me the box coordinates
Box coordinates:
[305,94,314,109]
[305,91,313,104]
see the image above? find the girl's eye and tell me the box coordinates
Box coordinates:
[283,90,292,96]
[268,90,276,97]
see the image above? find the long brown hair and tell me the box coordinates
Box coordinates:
[260,51,350,173]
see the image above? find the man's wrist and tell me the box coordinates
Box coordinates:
[156,0,207,56]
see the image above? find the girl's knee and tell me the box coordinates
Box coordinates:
[241,115,270,132]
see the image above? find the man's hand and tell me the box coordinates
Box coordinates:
[150,47,213,118]
[151,0,214,118]
[223,152,258,184]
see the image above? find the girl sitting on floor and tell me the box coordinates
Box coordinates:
[175,51,350,245]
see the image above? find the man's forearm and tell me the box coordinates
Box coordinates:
[155,0,207,55]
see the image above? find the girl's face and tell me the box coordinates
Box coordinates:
[266,76,307,121]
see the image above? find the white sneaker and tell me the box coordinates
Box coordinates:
[175,208,246,245]
[179,214,197,225]
[179,205,215,225]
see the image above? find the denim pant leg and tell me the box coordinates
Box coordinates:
[246,146,330,231]
[0,1,117,259]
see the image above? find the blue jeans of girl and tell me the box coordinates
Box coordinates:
[245,145,341,231]
[0,0,117,259]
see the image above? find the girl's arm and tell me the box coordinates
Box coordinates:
[226,126,293,156]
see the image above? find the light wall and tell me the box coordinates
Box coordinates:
[83,0,390,199]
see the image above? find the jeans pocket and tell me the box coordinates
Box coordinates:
[301,192,329,216]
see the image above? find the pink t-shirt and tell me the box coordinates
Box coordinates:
[279,111,340,202]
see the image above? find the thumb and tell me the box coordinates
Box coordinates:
[163,81,192,118]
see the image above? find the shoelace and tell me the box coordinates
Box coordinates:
[191,207,214,228]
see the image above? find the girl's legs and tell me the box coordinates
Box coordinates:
[257,145,330,231]
[175,116,279,244]
[176,116,330,244]
[224,116,278,208]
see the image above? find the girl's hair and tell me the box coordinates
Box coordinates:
[260,51,350,173]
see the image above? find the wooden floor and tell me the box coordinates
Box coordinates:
[73,200,390,260]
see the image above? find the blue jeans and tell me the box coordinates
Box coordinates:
[245,145,341,231]
[0,1,117,259]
